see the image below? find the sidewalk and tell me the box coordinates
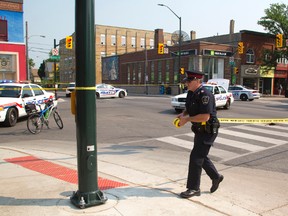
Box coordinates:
[1,141,288,216]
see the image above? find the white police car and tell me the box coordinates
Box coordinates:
[96,84,127,98]
[0,81,56,127]
[228,85,260,101]
[171,83,234,113]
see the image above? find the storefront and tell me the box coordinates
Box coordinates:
[275,57,288,96]
[0,43,26,81]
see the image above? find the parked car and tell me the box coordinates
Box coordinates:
[171,83,234,113]
[0,81,56,127]
[228,85,260,101]
[96,84,127,98]
[65,82,75,97]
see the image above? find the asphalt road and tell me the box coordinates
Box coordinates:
[1,93,288,174]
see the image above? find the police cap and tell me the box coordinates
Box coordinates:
[182,70,204,82]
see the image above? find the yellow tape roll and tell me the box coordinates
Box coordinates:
[173,118,181,128]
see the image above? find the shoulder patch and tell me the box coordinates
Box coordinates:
[202,96,209,105]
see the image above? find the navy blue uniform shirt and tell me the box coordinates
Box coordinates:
[185,85,217,121]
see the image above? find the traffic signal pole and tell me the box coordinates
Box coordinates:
[70,0,107,208]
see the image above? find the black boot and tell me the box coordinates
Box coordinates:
[210,175,224,193]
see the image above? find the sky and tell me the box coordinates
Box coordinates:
[24,0,284,68]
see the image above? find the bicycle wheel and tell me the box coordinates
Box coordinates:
[53,110,64,129]
[27,114,43,134]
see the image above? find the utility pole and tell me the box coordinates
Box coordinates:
[54,39,58,98]
[70,0,107,208]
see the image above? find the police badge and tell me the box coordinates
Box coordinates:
[202,96,209,105]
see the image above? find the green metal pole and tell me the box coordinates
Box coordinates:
[70,0,107,208]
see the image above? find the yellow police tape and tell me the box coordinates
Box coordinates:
[218,118,288,124]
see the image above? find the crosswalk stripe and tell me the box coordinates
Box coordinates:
[219,129,287,145]
[156,136,192,149]
[214,137,266,151]
[156,136,240,159]
[236,125,288,138]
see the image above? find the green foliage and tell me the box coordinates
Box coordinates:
[257,3,288,36]
[29,58,35,68]
[38,61,46,79]
[258,3,288,68]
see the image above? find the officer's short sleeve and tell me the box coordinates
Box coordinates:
[199,90,213,114]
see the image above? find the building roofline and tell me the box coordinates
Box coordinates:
[239,30,275,37]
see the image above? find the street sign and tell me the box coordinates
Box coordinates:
[52,48,59,56]
[171,49,197,57]
[50,55,60,60]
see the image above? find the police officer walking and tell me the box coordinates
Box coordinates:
[177,70,223,198]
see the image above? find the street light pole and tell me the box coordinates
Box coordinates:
[25,21,45,81]
[157,4,182,92]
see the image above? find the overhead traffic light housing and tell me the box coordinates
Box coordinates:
[66,36,73,49]
[238,42,244,54]
[234,67,239,74]
[158,43,164,54]
[180,67,185,75]
[276,34,283,48]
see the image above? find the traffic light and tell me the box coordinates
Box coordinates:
[276,34,283,48]
[234,67,239,74]
[66,36,73,49]
[238,42,244,54]
[158,43,164,54]
[180,68,185,74]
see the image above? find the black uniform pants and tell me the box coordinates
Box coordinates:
[186,132,220,190]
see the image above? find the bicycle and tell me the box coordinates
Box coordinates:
[25,99,64,134]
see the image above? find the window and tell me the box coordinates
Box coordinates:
[31,85,44,96]
[158,61,162,84]
[138,63,142,84]
[150,62,155,84]
[111,35,116,46]
[101,52,106,57]
[150,39,154,49]
[22,85,33,97]
[140,38,145,48]
[246,49,255,63]
[127,66,130,84]
[218,86,227,94]
[165,60,170,83]
[131,37,136,47]
[100,34,105,45]
[121,36,126,46]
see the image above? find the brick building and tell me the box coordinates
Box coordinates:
[58,25,172,84]
[104,20,281,95]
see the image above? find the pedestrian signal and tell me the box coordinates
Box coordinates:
[238,42,244,54]
[158,43,164,54]
[66,36,73,49]
[276,34,283,48]
[180,68,185,74]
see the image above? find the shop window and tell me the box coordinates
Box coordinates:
[150,62,155,84]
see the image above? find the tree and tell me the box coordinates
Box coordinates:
[258,3,288,36]
[29,58,35,69]
[258,3,288,67]
[38,61,46,80]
